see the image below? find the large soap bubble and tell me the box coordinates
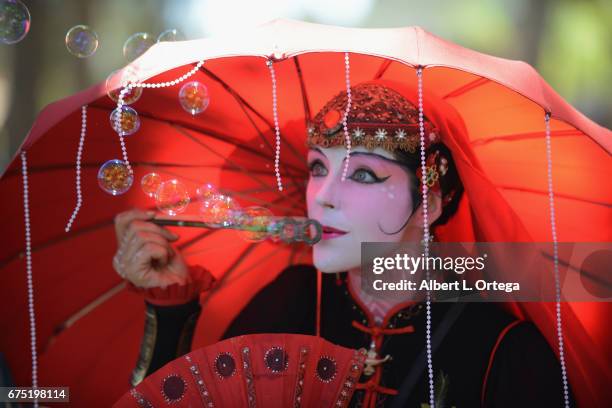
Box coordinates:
[105,69,143,104]
[65,25,98,58]
[97,159,133,195]
[179,81,210,115]
[238,206,273,242]
[123,32,155,61]
[110,106,140,136]
[156,179,190,216]
[0,0,30,44]
[141,173,162,198]
[157,28,184,43]
[200,194,240,226]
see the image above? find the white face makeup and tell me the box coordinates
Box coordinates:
[306,146,415,273]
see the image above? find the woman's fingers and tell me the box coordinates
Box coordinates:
[122,220,179,247]
[129,242,172,286]
[121,231,173,263]
[114,209,156,244]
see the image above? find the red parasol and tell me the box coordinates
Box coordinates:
[0,19,609,407]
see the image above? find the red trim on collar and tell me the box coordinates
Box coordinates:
[481,319,524,406]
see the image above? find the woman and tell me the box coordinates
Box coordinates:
[112,81,570,407]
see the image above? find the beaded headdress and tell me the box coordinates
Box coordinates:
[307,83,457,206]
[307,83,440,153]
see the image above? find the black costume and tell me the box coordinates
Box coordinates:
[135,264,571,407]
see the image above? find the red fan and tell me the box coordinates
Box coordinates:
[113,334,366,407]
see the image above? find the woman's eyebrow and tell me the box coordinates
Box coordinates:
[343,151,408,168]
[308,147,326,157]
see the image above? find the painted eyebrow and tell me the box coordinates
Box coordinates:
[308,147,325,157]
[343,151,409,168]
[308,148,409,169]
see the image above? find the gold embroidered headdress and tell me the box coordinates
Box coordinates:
[307,83,441,153]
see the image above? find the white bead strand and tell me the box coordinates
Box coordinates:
[65,105,88,232]
[341,52,353,182]
[21,151,39,408]
[114,60,205,177]
[545,112,570,407]
[266,59,283,192]
[417,67,435,408]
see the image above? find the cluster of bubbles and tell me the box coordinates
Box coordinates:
[0,0,30,44]
[140,173,191,216]
[1,4,184,60]
[139,177,274,242]
[197,188,274,242]
[65,25,98,58]
[123,28,185,62]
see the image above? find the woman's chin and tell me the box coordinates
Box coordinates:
[312,251,360,273]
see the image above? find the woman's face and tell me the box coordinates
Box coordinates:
[306,145,415,273]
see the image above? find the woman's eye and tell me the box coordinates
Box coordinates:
[350,168,386,184]
[309,160,327,177]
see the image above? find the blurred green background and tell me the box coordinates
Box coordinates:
[0,0,610,173]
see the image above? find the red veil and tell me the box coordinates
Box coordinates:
[391,79,611,406]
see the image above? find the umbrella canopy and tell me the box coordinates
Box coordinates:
[0,19,610,407]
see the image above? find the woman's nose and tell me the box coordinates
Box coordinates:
[315,177,339,209]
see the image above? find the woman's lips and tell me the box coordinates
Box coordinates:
[321,225,348,240]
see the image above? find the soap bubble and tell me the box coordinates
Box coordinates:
[65,25,98,58]
[239,206,273,242]
[200,194,240,226]
[272,217,301,243]
[157,28,184,43]
[179,81,209,115]
[110,106,140,136]
[123,32,155,61]
[0,0,30,44]
[156,179,190,216]
[141,173,162,198]
[97,159,133,195]
[195,183,217,202]
[105,69,143,104]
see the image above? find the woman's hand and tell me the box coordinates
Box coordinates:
[113,209,189,288]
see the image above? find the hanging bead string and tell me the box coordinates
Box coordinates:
[65,105,88,233]
[417,67,435,408]
[545,112,570,407]
[341,52,352,182]
[266,59,283,192]
[114,60,205,175]
[21,151,39,408]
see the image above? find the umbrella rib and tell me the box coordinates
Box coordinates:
[198,66,308,167]
[497,185,611,207]
[471,129,583,146]
[147,162,303,192]
[0,162,298,177]
[442,77,490,99]
[170,124,305,206]
[41,281,127,354]
[199,242,260,308]
[87,105,305,175]
[293,56,313,126]
[373,59,393,80]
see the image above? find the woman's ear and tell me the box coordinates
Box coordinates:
[400,190,443,241]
